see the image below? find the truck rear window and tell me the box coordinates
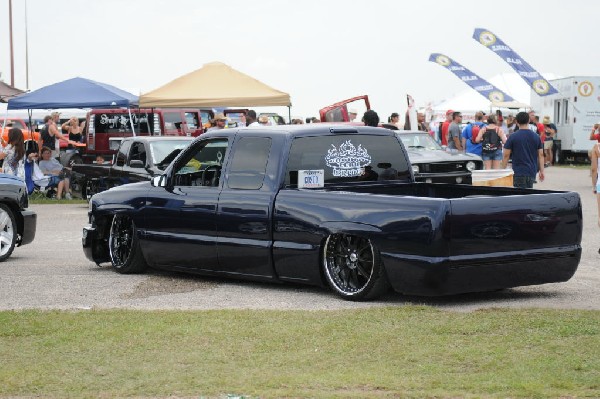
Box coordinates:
[285,134,410,186]
[94,112,155,134]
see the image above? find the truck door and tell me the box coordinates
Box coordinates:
[141,137,229,270]
[216,134,280,279]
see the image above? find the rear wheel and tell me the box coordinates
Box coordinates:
[108,214,147,273]
[322,234,389,300]
[0,204,17,262]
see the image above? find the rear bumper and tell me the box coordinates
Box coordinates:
[82,225,109,264]
[382,246,581,296]
[19,209,37,246]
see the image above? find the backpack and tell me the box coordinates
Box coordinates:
[482,127,500,153]
[470,123,481,144]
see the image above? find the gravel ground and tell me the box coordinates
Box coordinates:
[1,164,598,312]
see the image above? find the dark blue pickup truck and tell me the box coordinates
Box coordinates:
[82,125,582,300]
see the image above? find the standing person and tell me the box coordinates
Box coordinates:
[475,114,507,169]
[446,112,464,152]
[461,111,486,156]
[362,110,380,127]
[388,112,400,126]
[505,113,517,136]
[542,116,557,166]
[39,113,75,159]
[438,110,453,146]
[591,139,600,253]
[501,111,545,188]
[0,128,38,178]
[348,109,358,122]
[246,110,259,127]
[207,113,228,131]
[62,116,85,150]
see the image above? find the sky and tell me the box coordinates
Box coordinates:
[2,0,600,121]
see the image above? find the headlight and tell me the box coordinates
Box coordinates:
[425,178,433,183]
[466,161,476,171]
[412,165,420,174]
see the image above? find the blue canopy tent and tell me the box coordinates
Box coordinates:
[6,77,138,109]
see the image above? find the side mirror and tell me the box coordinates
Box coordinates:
[151,175,166,187]
[129,160,144,169]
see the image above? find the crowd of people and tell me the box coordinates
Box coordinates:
[0,112,82,199]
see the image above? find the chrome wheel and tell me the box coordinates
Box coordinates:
[0,204,17,261]
[323,234,384,298]
[109,215,134,268]
[108,214,147,273]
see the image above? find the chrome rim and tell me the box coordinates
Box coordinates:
[324,234,375,295]
[109,215,134,268]
[0,208,14,257]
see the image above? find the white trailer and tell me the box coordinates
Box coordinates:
[530,76,600,163]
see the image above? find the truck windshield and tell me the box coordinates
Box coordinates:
[285,134,410,186]
[150,139,194,168]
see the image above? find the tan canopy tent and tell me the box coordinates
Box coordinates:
[139,61,291,108]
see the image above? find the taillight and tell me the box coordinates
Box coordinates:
[153,114,161,135]
[87,115,95,150]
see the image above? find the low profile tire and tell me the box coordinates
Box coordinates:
[0,204,17,262]
[108,214,147,274]
[322,234,389,300]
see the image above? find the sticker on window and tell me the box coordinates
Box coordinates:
[298,170,324,188]
[325,140,372,177]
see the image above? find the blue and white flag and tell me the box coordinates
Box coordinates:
[472,28,558,96]
[429,53,514,103]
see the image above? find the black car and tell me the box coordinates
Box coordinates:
[396,131,483,184]
[0,174,36,261]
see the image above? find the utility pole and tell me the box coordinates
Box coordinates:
[9,0,15,87]
[25,0,29,90]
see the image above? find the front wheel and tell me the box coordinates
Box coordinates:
[0,204,17,262]
[322,234,389,300]
[108,214,147,274]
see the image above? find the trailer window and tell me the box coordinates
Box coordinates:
[563,99,569,125]
[554,101,561,125]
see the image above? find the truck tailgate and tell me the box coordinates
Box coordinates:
[448,191,582,257]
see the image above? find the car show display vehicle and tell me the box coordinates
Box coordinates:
[83,124,582,300]
[0,174,36,261]
[70,136,194,199]
[396,131,483,184]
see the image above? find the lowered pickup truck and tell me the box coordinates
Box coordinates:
[82,124,582,300]
[70,136,193,199]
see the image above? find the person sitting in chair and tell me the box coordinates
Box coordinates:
[38,146,71,199]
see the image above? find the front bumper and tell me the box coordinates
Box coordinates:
[82,225,110,264]
[19,209,37,246]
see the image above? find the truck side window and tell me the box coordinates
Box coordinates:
[173,139,228,187]
[184,112,199,130]
[164,112,183,131]
[227,137,272,190]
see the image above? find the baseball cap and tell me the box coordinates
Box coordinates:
[446,109,454,115]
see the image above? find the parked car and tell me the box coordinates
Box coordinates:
[396,131,483,184]
[0,174,36,261]
[83,124,581,300]
[70,136,194,199]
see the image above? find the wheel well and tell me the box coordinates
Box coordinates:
[4,201,24,242]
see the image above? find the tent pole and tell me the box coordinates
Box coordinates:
[288,106,291,124]
[28,109,33,140]
[128,108,136,136]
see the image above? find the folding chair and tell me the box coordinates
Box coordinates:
[25,161,58,200]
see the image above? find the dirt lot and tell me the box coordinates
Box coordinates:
[1,165,598,311]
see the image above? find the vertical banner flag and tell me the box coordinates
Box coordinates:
[472,28,558,96]
[429,53,514,103]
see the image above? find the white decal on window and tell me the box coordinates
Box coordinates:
[325,140,371,177]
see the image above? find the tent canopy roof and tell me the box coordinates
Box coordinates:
[139,62,291,108]
[7,77,138,110]
[0,81,25,103]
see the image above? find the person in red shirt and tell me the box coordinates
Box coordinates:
[590,122,600,142]
[438,109,453,146]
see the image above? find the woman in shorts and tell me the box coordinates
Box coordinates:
[475,114,507,170]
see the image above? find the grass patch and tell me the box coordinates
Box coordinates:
[28,198,87,205]
[0,307,598,398]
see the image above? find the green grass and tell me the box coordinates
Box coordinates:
[1,308,599,398]
[28,198,87,204]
